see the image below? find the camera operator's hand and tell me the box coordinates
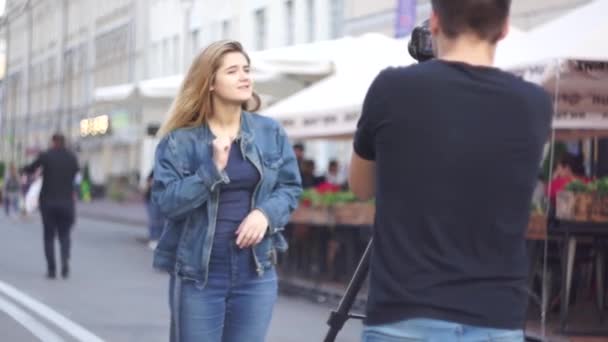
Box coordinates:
[235,209,269,248]
[212,137,232,171]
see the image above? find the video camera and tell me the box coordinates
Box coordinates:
[408,19,435,62]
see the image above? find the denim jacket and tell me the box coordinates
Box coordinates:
[151,112,302,285]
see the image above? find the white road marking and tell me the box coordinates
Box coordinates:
[0,295,65,342]
[0,280,105,342]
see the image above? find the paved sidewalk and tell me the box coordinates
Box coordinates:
[77,199,148,227]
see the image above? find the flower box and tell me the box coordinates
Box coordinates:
[333,202,375,226]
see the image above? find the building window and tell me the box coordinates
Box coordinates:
[172,35,179,74]
[222,19,231,39]
[162,38,170,76]
[150,43,158,77]
[254,8,266,50]
[191,29,200,55]
[306,0,315,42]
[329,0,343,38]
[285,0,295,45]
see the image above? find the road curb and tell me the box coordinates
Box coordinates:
[77,211,146,227]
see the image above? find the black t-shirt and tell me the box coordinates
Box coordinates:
[354,60,552,329]
[23,148,79,207]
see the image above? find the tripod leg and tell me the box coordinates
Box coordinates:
[324,238,373,342]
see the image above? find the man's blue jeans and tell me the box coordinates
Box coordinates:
[169,240,278,342]
[362,318,524,342]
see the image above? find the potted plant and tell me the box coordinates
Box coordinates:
[562,180,593,221]
[293,189,376,226]
[332,192,375,226]
[292,189,332,225]
[590,178,608,222]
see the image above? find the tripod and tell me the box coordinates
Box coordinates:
[323,238,546,342]
[324,239,371,342]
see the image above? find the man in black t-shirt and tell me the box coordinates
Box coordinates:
[22,134,79,280]
[349,1,552,341]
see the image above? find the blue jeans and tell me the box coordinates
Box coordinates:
[3,193,19,216]
[169,238,278,342]
[362,318,524,342]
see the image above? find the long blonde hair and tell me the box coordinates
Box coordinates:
[158,40,261,137]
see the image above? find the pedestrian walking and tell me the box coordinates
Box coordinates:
[22,133,79,279]
[152,40,302,342]
[3,164,21,218]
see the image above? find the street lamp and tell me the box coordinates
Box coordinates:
[180,0,194,72]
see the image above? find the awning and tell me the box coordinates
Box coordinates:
[503,0,608,68]
[264,28,526,139]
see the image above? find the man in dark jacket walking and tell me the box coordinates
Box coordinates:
[22,134,79,279]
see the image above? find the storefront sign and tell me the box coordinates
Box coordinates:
[395,0,417,38]
[80,115,110,137]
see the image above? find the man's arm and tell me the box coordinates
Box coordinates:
[349,69,389,201]
[349,153,375,201]
[21,154,44,175]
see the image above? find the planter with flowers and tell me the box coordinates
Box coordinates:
[555,179,608,222]
[292,183,375,226]
[589,178,608,222]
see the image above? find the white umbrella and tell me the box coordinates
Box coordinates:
[264,27,526,140]
[262,34,415,139]
[506,0,608,139]
[504,0,608,68]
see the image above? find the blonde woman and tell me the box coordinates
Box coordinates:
[152,40,302,342]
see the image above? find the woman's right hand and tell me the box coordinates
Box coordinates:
[212,137,232,171]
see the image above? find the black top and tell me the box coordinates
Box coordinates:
[23,147,79,207]
[215,141,260,239]
[210,141,260,274]
[354,60,552,329]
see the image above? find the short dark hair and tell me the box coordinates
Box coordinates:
[293,143,304,151]
[431,0,511,43]
[557,153,585,176]
[52,133,66,147]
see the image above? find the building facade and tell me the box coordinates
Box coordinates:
[1,0,149,183]
[1,0,346,185]
[148,0,343,79]
[344,0,593,36]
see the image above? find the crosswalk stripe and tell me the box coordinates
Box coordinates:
[0,280,105,342]
[0,294,66,342]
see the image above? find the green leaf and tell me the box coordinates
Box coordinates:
[596,177,608,196]
[565,179,590,193]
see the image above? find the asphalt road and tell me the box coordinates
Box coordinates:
[0,214,363,342]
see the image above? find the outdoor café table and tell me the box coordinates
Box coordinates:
[550,220,607,333]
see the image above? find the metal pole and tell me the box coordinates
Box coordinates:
[0,14,9,162]
[8,14,15,164]
[181,0,193,72]
[24,0,32,160]
[128,0,136,83]
[56,0,68,132]
[66,50,72,143]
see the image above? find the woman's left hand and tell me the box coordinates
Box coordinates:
[236,209,269,248]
